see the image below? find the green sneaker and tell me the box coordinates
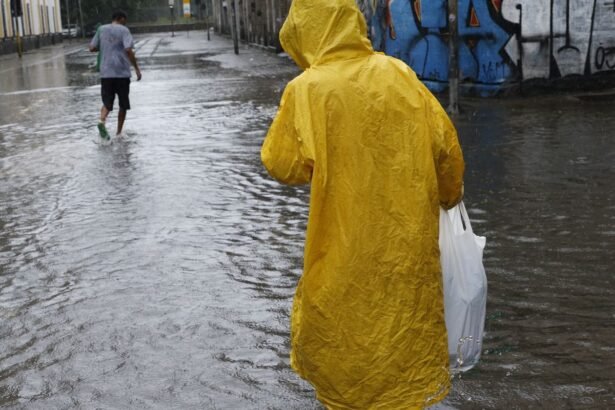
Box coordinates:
[97,122,110,140]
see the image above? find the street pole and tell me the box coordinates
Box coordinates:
[271,0,276,47]
[205,1,210,41]
[78,0,84,38]
[1,1,7,39]
[64,0,71,38]
[234,0,241,41]
[220,0,225,35]
[10,0,24,58]
[14,16,22,58]
[170,1,175,38]
[447,0,459,115]
[231,0,239,54]
[219,0,223,33]
[243,0,249,43]
[265,0,271,46]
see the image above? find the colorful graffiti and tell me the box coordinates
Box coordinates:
[362,0,615,94]
[459,0,513,92]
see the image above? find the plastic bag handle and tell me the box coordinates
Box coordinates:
[457,201,474,235]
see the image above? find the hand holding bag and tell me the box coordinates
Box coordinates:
[439,201,487,372]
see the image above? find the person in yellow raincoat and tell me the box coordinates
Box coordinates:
[261,0,465,408]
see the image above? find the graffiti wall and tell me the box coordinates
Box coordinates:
[363,0,615,94]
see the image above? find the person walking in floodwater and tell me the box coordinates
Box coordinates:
[89,10,142,140]
[261,0,464,408]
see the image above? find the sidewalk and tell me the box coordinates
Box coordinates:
[134,31,298,77]
[0,31,298,95]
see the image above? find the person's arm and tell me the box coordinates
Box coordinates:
[123,30,141,81]
[422,85,465,209]
[125,48,142,81]
[261,81,313,185]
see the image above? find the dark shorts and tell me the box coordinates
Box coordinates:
[101,78,131,111]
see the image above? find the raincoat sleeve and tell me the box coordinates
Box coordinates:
[261,82,314,185]
[424,89,465,209]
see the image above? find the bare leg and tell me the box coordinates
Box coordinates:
[97,106,112,140]
[117,109,127,135]
[100,106,110,123]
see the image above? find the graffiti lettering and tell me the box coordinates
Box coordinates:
[595,46,615,70]
[458,0,513,93]
[590,2,615,73]
[481,61,509,82]
[372,0,449,91]
[552,0,594,77]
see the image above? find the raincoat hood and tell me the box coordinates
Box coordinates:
[280,0,373,69]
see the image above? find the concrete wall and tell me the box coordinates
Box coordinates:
[204,0,615,94]
[365,0,615,95]
[0,32,61,54]
[209,0,292,50]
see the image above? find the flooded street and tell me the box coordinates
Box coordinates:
[1,33,614,409]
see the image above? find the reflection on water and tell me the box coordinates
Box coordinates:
[1,35,614,409]
[454,96,615,409]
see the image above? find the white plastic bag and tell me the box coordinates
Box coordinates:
[439,201,487,372]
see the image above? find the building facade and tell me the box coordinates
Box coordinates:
[1,0,63,55]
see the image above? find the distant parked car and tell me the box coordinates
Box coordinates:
[84,24,98,37]
[62,25,81,38]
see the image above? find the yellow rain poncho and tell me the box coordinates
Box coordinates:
[261,0,465,408]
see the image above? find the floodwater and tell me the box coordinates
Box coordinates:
[0,33,614,409]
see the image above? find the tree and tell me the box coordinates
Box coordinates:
[75,0,169,32]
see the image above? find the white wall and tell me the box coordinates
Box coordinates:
[0,0,62,39]
[1,1,13,37]
[501,0,615,80]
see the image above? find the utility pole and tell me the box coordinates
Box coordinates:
[447,0,459,115]
[216,0,221,34]
[234,0,241,41]
[244,0,248,42]
[265,0,271,46]
[204,1,210,41]
[169,0,175,37]
[221,0,225,34]
[1,1,7,39]
[231,0,239,54]
[10,0,23,57]
[208,0,212,40]
[243,0,249,43]
[78,0,84,38]
[220,0,225,34]
[271,0,276,47]
[64,0,71,38]
[14,16,22,57]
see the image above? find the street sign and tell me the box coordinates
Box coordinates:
[183,0,191,17]
[168,0,174,6]
[10,0,23,17]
